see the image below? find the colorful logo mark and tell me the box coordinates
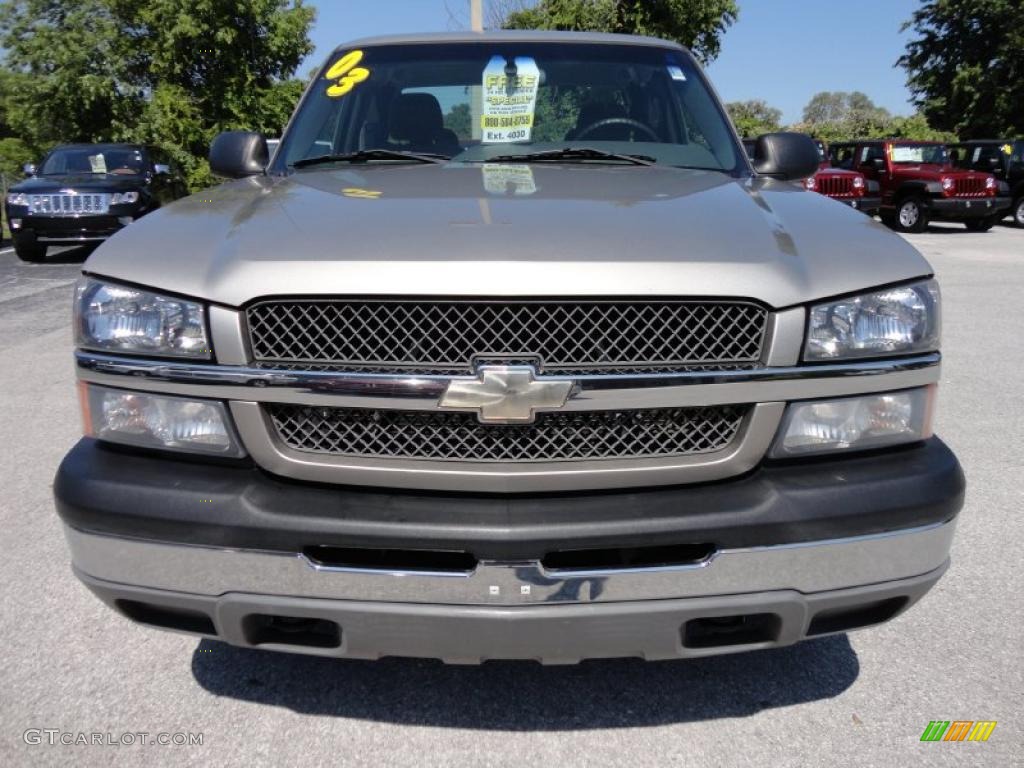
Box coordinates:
[920,721,997,742]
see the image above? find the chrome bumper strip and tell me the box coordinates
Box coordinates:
[75,351,941,411]
[64,520,957,606]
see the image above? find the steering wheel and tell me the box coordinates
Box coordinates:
[575,117,660,142]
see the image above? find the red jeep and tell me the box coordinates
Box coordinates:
[804,140,880,215]
[829,140,1011,232]
[743,138,878,214]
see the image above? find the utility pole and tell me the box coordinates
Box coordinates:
[470,0,484,32]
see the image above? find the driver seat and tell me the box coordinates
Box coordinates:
[388,93,460,156]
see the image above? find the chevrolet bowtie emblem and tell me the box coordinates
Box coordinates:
[439,366,575,424]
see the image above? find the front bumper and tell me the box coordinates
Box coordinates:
[836,196,881,214]
[58,437,963,662]
[928,196,1011,220]
[9,215,125,244]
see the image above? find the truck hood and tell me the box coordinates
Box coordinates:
[85,163,933,309]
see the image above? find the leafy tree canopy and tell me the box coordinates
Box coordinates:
[899,0,1024,138]
[725,99,781,137]
[0,0,315,189]
[501,0,739,64]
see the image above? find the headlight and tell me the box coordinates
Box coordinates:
[82,384,245,457]
[941,177,955,192]
[852,176,865,189]
[75,278,211,359]
[6,192,28,206]
[110,191,140,205]
[804,177,816,190]
[984,176,996,190]
[770,388,934,457]
[804,279,940,361]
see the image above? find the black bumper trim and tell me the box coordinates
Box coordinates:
[928,196,1011,219]
[54,437,965,560]
[837,196,881,213]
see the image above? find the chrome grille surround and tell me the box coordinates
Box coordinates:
[268,403,748,463]
[246,298,769,374]
[27,192,111,216]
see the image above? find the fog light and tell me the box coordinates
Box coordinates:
[10,218,21,229]
[770,387,934,458]
[82,385,245,457]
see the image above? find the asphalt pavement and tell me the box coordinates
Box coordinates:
[0,223,1021,767]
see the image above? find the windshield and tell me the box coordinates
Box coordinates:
[277,42,742,173]
[41,146,148,176]
[890,143,948,166]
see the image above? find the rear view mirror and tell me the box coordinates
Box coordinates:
[751,133,820,181]
[209,131,268,178]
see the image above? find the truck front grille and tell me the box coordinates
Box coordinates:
[954,178,987,197]
[247,299,768,375]
[26,193,111,215]
[268,404,748,462]
[818,176,854,197]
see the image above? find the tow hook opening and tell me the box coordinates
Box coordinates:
[682,613,781,648]
[807,597,909,636]
[242,614,342,649]
[542,542,716,572]
[115,599,217,636]
[302,545,478,573]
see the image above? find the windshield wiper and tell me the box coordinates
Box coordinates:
[292,149,448,168]
[486,147,657,166]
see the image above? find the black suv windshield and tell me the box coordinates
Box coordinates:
[278,42,742,173]
[41,146,148,176]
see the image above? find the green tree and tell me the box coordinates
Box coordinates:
[802,91,890,128]
[725,99,781,137]
[0,0,315,189]
[798,91,893,142]
[501,0,739,64]
[898,0,1024,138]
[443,103,472,138]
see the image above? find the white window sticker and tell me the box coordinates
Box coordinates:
[481,56,540,144]
[891,146,925,163]
[88,154,107,174]
[667,65,687,81]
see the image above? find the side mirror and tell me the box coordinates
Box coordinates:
[153,164,171,176]
[209,131,268,178]
[751,133,820,181]
[23,163,36,177]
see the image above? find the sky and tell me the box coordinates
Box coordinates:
[303,0,921,125]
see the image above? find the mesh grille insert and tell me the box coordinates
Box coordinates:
[268,404,748,463]
[247,299,768,375]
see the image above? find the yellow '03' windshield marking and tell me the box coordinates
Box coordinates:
[325,50,370,98]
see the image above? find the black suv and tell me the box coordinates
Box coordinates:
[950,139,1024,227]
[4,143,187,262]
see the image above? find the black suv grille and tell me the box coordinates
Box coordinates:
[268,404,749,463]
[246,299,768,375]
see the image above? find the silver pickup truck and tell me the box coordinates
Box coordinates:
[56,31,963,663]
